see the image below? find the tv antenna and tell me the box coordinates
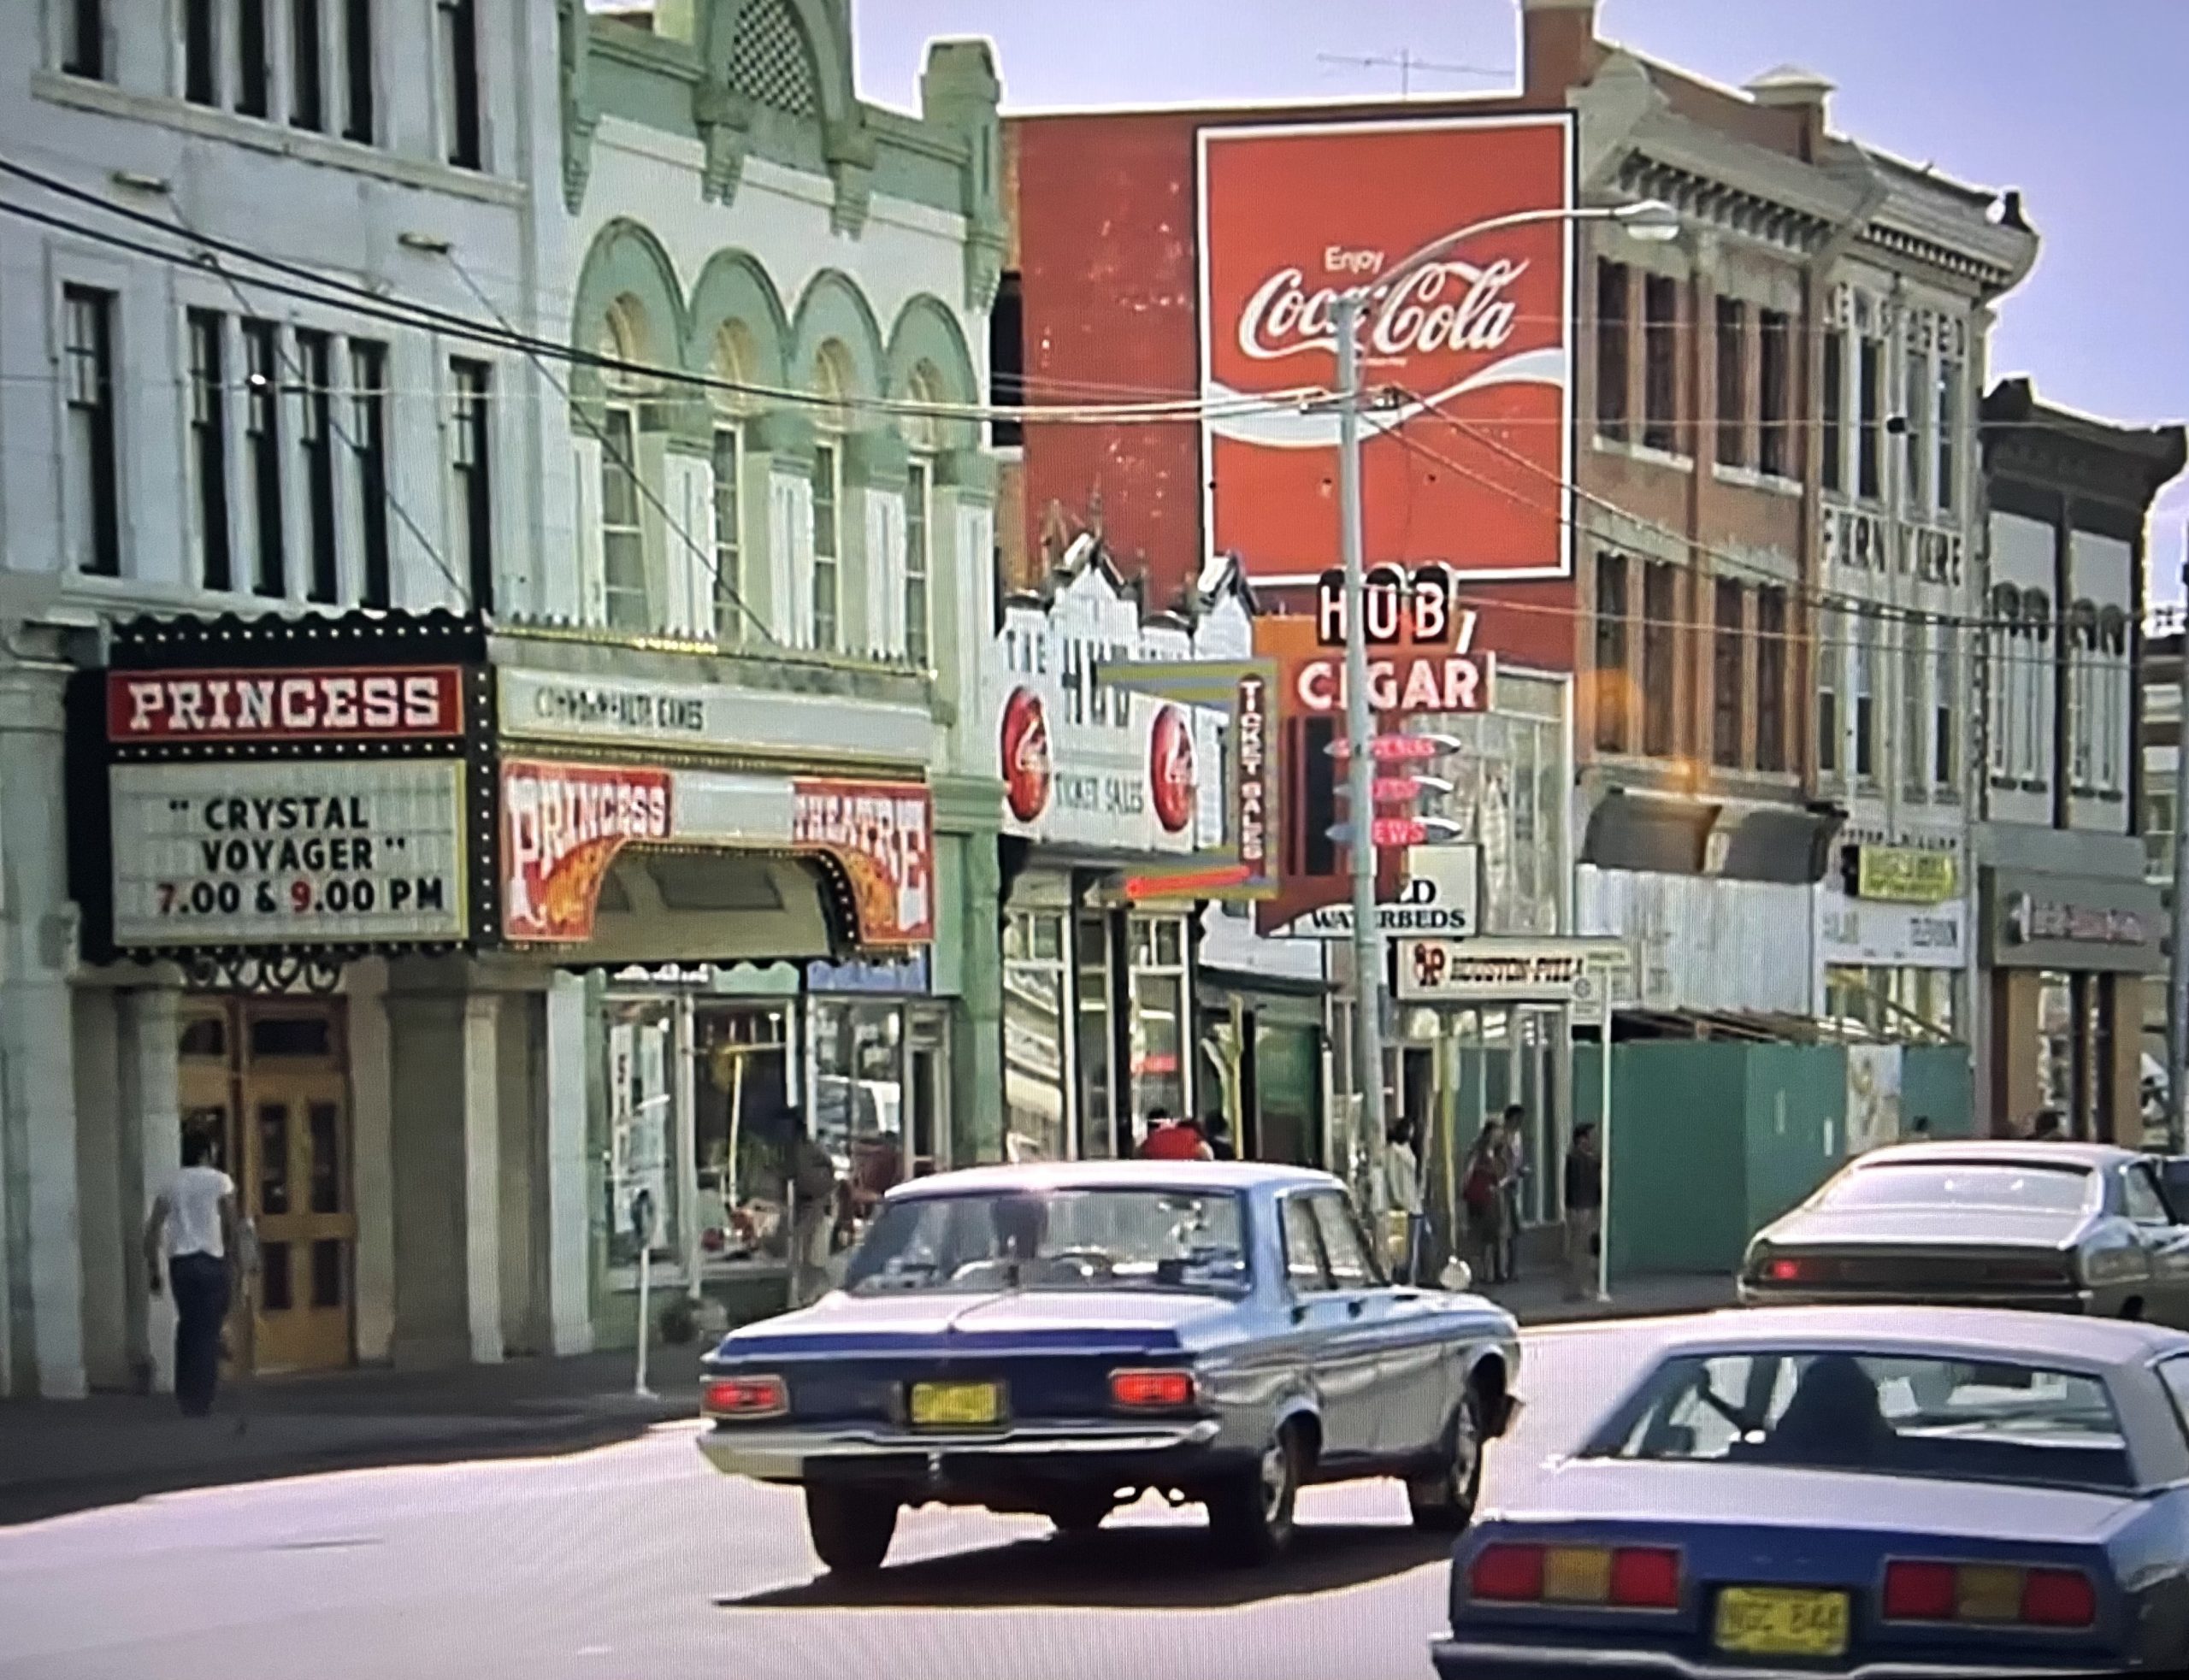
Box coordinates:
[1316,49,1508,97]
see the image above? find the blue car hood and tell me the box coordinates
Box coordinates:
[1504,1457,2136,1546]
[706,1287,1241,1361]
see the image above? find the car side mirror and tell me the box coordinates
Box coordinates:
[1440,1259,1472,1294]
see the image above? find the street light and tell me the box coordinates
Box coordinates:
[1331,199,1678,1226]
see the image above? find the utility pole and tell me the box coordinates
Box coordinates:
[2168,535,2189,1152]
[1323,199,1679,1227]
[1333,286,1389,1216]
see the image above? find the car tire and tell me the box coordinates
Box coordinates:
[1210,1424,1301,1565]
[804,1483,899,1577]
[1408,1385,1486,1533]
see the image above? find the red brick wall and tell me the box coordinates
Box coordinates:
[1009,103,1582,670]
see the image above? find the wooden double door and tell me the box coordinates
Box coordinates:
[178,999,356,1373]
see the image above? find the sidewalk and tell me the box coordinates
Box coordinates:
[0,1342,705,1529]
[1490,1271,1738,1328]
[1,1279,1735,1529]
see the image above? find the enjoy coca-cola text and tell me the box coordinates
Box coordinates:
[1236,257,1528,364]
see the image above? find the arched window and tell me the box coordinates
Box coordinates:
[902,362,945,669]
[1988,584,2020,780]
[709,321,759,645]
[808,340,854,652]
[2021,587,2050,784]
[2099,607,2130,793]
[2067,598,2098,789]
[599,296,652,631]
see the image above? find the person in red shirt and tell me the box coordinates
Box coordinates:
[1138,1107,1213,1161]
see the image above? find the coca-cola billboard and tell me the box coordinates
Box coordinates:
[1198,115,1575,584]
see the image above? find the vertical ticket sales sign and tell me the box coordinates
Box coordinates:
[1198,113,1577,587]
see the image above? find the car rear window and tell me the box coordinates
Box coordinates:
[1819,1162,2094,1213]
[1590,1351,2132,1493]
[843,1187,1249,1295]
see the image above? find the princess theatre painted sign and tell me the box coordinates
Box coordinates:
[69,614,935,968]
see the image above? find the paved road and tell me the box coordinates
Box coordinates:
[0,1320,1672,1680]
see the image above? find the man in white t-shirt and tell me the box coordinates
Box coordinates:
[142,1134,239,1417]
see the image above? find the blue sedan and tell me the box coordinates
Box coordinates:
[696,1160,1520,1576]
[1435,1306,2189,1678]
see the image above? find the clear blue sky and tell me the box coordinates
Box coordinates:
[847,0,2188,597]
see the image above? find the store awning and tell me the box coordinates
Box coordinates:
[575,852,838,968]
[1582,790,1718,875]
[1198,964,1330,1029]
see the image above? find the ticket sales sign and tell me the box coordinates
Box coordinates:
[109,760,469,946]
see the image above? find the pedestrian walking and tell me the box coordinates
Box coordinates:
[1563,1123,1606,1302]
[142,1133,239,1418]
[788,1111,838,1307]
[1499,1105,1528,1282]
[1139,1107,1214,1161]
[2030,1108,2065,1141]
[1908,1114,1932,1139]
[1461,1123,1508,1283]
[1384,1116,1425,1282]
[1204,1111,1237,1161]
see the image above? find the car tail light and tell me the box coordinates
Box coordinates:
[1469,1543,1546,1601]
[702,1374,788,1419]
[1109,1368,1196,1410]
[1883,1560,1957,1621]
[1882,1559,2096,1630]
[1762,1258,1806,1282]
[1608,1547,1683,1608]
[2021,1569,2098,1628]
[1468,1543,1680,1608]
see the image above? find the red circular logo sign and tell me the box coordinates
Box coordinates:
[1149,705,1196,834]
[1000,687,1053,823]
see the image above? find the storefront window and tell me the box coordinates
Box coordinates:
[813,999,906,1225]
[1419,675,1565,935]
[692,1001,793,1270]
[2038,970,2074,1117]
[605,998,679,1270]
[1077,911,1115,1158]
[1004,909,1070,1163]
[1823,966,1957,1042]
[1129,914,1189,1128]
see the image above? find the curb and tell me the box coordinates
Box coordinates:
[0,1406,692,1530]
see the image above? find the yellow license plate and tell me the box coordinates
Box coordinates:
[1714,1587,1851,1658]
[908,1381,1002,1428]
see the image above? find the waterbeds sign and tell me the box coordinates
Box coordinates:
[1278,843,1478,940]
[1197,114,1576,585]
[109,761,468,947]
